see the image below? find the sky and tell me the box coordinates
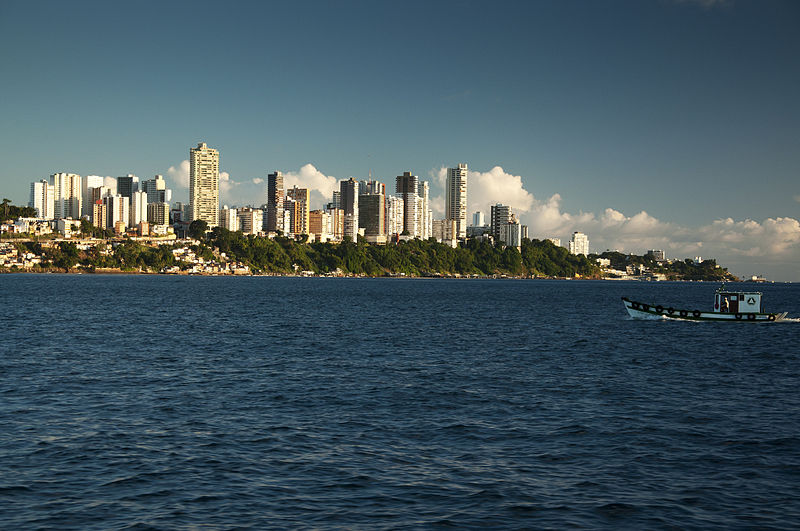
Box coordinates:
[1,0,798,280]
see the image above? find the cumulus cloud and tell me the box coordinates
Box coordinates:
[429,165,536,219]
[515,193,800,280]
[167,160,190,189]
[284,164,339,210]
[252,177,264,185]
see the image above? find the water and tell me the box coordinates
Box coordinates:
[1,275,799,529]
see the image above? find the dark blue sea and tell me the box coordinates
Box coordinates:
[1,275,799,530]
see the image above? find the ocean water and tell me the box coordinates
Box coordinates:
[1,275,799,530]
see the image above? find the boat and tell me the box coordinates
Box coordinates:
[622,284,788,322]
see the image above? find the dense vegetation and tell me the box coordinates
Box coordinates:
[5,221,734,280]
[592,250,736,281]
[208,228,599,277]
[1,199,36,222]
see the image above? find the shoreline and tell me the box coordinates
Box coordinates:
[1,268,784,282]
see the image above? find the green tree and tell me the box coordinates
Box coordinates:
[189,219,209,240]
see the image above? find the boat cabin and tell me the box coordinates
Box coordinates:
[714,288,762,314]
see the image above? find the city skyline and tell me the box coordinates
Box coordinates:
[1,0,798,280]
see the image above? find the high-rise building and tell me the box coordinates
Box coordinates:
[446,163,468,239]
[472,211,485,227]
[130,190,148,227]
[325,206,344,240]
[219,207,239,231]
[547,237,561,248]
[490,204,513,242]
[103,195,129,230]
[147,202,170,226]
[189,142,220,227]
[498,218,522,247]
[385,196,404,238]
[396,172,419,237]
[569,231,590,256]
[30,180,55,219]
[50,173,82,220]
[329,191,341,210]
[340,178,359,237]
[117,174,139,199]
[359,179,385,195]
[286,187,310,235]
[310,210,335,242]
[82,175,104,217]
[237,207,263,235]
[418,181,431,240]
[92,200,107,229]
[142,175,171,204]
[266,171,284,233]
[358,193,385,238]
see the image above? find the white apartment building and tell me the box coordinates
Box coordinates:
[569,231,590,256]
[82,175,104,217]
[51,173,82,220]
[130,191,148,227]
[30,180,55,219]
[238,208,263,235]
[220,207,239,231]
[103,194,130,230]
[446,163,468,239]
[385,196,404,238]
[189,142,220,227]
[499,220,522,248]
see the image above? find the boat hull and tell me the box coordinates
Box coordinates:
[621,297,787,322]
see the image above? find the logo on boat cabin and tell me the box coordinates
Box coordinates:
[747,297,756,305]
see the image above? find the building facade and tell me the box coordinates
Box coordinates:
[50,173,82,220]
[286,187,310,236]
[189,142,220,227]
[266,171,284,233]
[446,163,468,239]
[490,204,512,242]
[569,231,590,256]
[30,180,55,219]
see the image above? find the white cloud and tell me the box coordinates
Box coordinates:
[284,163,339,210]
[429,165,536,219]
[252,177,264,185]
[167,160,190,189]
[515,194,800,280]
[793,194,800,204]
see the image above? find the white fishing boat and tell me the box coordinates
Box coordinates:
[622,284,788,322]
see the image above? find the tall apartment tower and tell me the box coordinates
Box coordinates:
[130,190,148,227]
[340,178,359,240]
[569,231,590,256]
[30,180,55,219]
[50,173,82,219]
[418,180,431,240]
[286,186,310,235]
[446,163,468,239]
[189,142,220,227]
[266,171,284,233]
[396,171,419,237]
[117,174,139,199]
[81,175,104,217]
[490,204,512,242]
[358,180,385,239]
[142,175,171,204]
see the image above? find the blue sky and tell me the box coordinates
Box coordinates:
[1,0,798,279]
